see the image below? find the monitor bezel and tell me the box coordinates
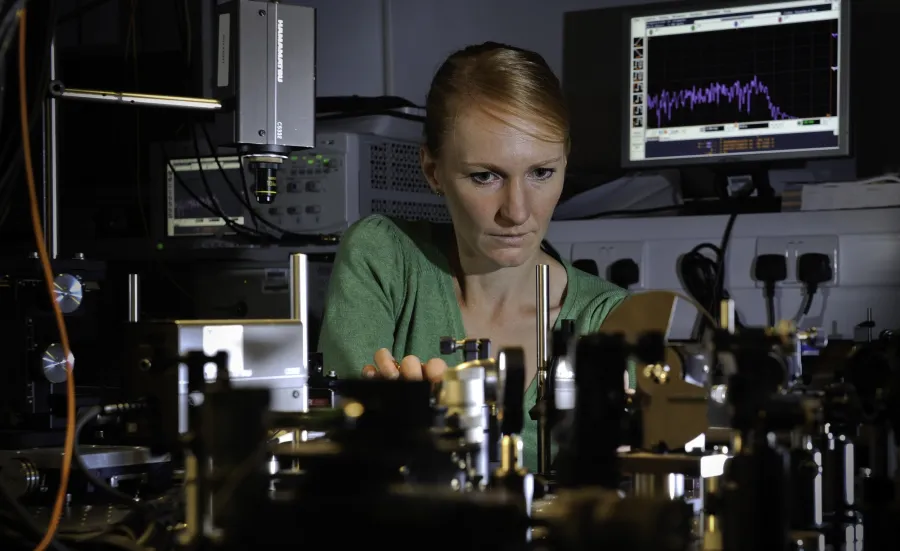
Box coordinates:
[620,0,852,169]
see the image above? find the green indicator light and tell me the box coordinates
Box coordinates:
[290,156,299,161]
[308,159,314,164]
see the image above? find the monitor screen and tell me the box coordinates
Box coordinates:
[624,0,849,166]
[166,157,246,237]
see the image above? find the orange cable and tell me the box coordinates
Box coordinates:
[17,9,77,550]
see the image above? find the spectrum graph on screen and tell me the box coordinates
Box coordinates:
[626,0,847,165]
[645,20,836,129]
[646,76,795,128]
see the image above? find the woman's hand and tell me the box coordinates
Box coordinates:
[362,348,447,383]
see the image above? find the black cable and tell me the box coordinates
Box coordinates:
[765,288,776,327]
[165,148,338,246]
[186,124,269,238]
[0,59,5,161]
[796,253,831,318]
[195,125,339,245]
[195,122,291,235]
[0,0,58,229]
[170,1,267,240]
[0,0,54,168]
[0,0,26,228]
[199,122,265,230]
[678,214,741,337]
[235,153,259,228]
[800,293,814,316]
[713,213,738,314]
[568,204,683,221]
[164,152,267,243]
[161,142,256,237]
[0,1,24,133]
[170,0,264,241]
[198,122,311,237]
[679,246,725,324]
[0,1,26,57]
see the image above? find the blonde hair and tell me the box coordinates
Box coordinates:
[424,42,570,157]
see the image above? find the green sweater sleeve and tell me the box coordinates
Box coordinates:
[318,215,406,379]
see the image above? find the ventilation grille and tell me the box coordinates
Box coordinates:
[369,142,429,193]
[371,200,451,224]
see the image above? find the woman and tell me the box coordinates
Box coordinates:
[318,42,672,471]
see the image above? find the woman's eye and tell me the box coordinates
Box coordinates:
[469,172,500,185]
[531,168,556,181]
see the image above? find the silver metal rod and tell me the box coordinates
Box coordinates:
[381,0,395,96]
[535,264,551,474]
[127,274,140,322]
[290,253,308,325]
[42,40,59,259]
[866,307,873,342]
[536,265,551,374]
[290,253,309,390]
[720,299,736,334]
[53,87,222,110]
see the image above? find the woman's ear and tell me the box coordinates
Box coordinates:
[420,146,442,195]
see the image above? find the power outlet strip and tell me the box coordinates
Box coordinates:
[570,241,647,290]
[547,208,900,339]
[754,235,839,288]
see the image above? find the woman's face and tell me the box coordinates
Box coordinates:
[421,108,566,270]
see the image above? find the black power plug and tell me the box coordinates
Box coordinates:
[608,258,640,289]
[754,253,788,327]
[572,258,600,277]
[797,252,833,316]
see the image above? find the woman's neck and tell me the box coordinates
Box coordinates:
[450,238,549,316]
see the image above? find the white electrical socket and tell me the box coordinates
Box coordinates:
[754,235,839,288]
[571,241,646,289]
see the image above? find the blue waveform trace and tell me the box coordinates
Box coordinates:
[646,76,795,128]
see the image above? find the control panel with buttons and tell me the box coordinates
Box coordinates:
[245,131,449,234]
[165,132,449,238]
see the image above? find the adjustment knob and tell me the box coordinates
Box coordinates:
[42,343,74,384]
[0,458,40,499]
[52,273,83,314]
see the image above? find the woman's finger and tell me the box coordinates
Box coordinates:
[399,355,425,380]
[374,348,399,379]
[423,358,448,383]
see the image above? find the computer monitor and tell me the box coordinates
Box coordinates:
[623,0,851,168]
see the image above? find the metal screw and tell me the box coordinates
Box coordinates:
[258,129,266,137]
[139,358,152,371]
[258,9,266,16]
[292,390,299,398]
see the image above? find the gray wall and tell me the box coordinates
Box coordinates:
[308,0,665,104]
